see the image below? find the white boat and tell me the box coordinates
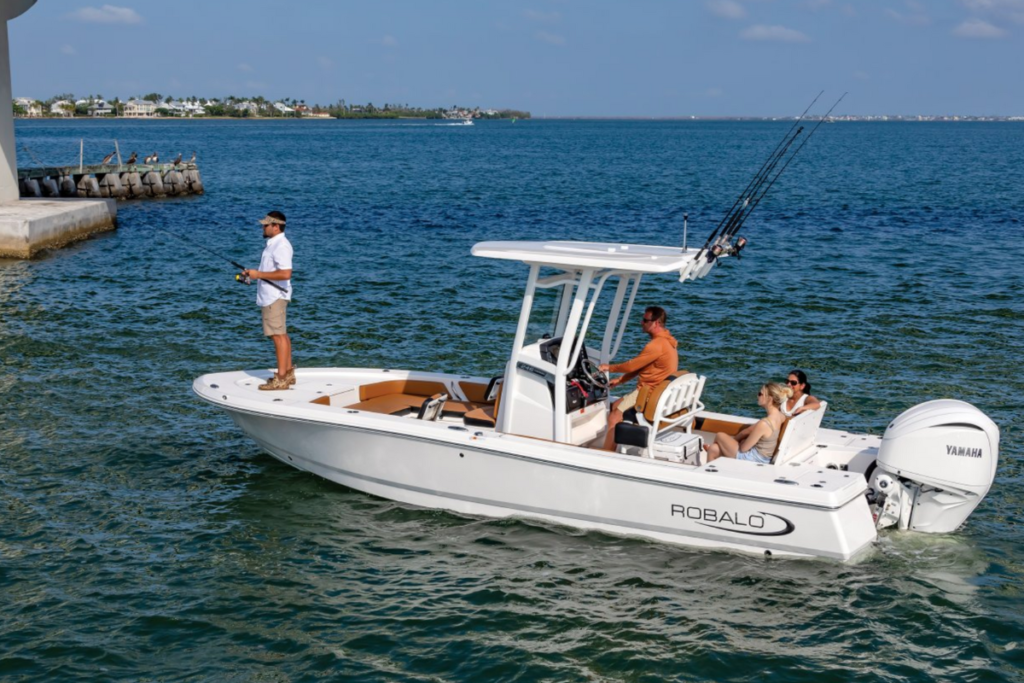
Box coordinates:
[193,239,1000,562]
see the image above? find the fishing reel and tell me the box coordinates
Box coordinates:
[235,272,252,286]
[709,236,749,263]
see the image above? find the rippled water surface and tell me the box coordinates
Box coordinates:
[2,119,1023,681]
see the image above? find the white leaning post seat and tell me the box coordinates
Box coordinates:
[615,373,707,459]
[772,401,828,466]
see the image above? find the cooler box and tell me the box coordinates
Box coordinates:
[653,431,703,465]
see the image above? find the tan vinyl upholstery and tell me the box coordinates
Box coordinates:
[698,417,746,437]
[346,379,450,415]
[464,383,503,427]
[458,381,492,404]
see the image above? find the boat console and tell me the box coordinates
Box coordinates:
[539,337,609,412]
[501,336,610,444]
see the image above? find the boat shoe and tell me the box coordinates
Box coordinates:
[259,375,291,391]
[285,367,296,385]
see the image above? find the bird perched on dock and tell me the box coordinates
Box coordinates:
[100,151,116,165]
[172,153,182,165]
[125,152,138,165]
[144,152,158,164]
[187,151,196,164]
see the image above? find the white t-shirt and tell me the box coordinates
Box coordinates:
[256,232,293,307]
[780,393,807,417]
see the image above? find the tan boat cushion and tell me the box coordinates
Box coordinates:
[347,394,427,415]
[459,381,492,404]
[699,417,745,436]
[358,379,448,402]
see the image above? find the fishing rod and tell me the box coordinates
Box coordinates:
[696,90,823,257]
[711,124,804,251]
[718,92,847,245]
[148,222,290,294]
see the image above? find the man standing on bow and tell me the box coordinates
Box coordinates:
[244,210,294,391]
[598,306,679,450]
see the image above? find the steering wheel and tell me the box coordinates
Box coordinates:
[580,358,610,390]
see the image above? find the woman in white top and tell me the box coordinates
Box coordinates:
[782,369,821,417]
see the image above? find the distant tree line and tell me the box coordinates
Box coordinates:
[13,92,531,120]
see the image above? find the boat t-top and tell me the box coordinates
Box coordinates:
[194,105,999,561]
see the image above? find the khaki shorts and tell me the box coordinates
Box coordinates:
[261,299,288,336]
[616,388,640,412]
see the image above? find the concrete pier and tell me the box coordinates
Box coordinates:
[0,198,116,258]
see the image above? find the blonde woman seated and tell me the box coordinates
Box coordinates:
[705,382,790,464]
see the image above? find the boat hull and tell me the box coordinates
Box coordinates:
[225,407,877,561]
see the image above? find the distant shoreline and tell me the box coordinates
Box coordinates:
[15,115,1024,123]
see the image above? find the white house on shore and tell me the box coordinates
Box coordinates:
[49,99,73,117]
[124,99,157,118]
[14,96,41,116]
[87,100,112,116]
[233,101,261,116]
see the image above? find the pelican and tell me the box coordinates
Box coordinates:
[125,152,138,165]
[172,153,182,165]
[100,151,116,165]
[187,151,196,164]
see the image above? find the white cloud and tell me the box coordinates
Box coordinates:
[237,63,253,73]
[708,0,747,19]
[535,30,566,45]
[740,24,811,42]
[952,17,1007,36]
[60,44,76,55]
[382,35,399,47]
[884,4,931,26]
[959,0,1024,23]
[66,5,142,24]
[525,9,561,23]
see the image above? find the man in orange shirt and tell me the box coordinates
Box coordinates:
[599,306,679,451]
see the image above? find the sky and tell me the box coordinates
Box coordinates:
[8,0,1024,117]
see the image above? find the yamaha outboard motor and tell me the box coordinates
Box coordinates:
[870,400,999,533]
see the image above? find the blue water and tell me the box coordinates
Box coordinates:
[2,118,1023,681]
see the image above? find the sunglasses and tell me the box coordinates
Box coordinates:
[787,380,801,386]
[641,317,655,324]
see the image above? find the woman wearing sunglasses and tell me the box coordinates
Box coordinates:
[782,369,821,417]
[705,382,790,464]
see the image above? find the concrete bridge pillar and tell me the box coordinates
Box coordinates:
[1,0,37,201]
[0,0,117,259]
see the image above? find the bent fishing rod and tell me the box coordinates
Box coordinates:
[148,223,290,294]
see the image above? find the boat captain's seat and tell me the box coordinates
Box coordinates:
[614,373,706,456]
